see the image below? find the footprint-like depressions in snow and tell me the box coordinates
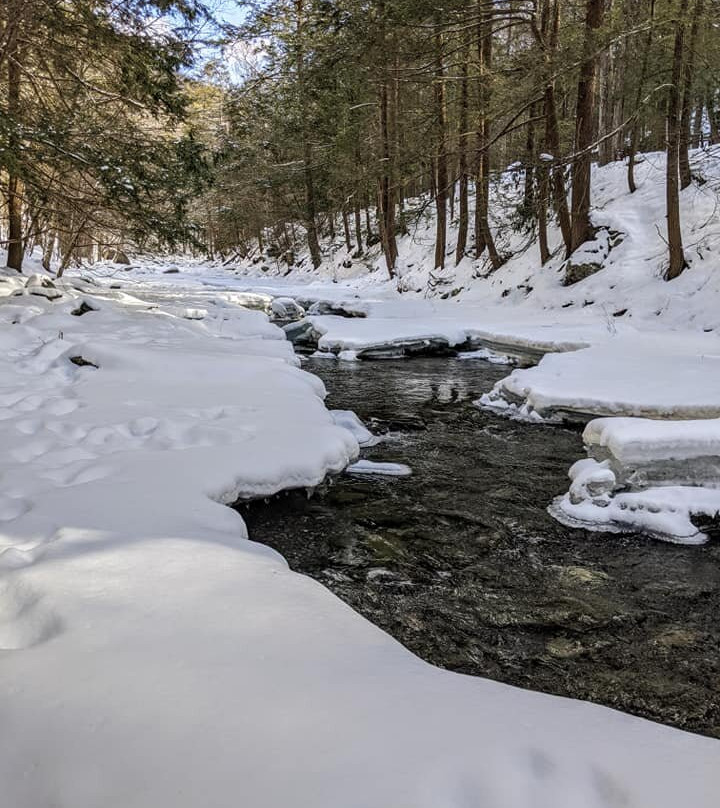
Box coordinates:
[14,418,44,437]
[0,579,62,650]
[0,495,31,523]
[43,397,79,416]
[127,417,159,437]
[11,439,55,464]
[14,394,45,413]
[43,462,112,488]
[84,426,131,450]
[37,447,97,470]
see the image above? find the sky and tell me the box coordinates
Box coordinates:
[211,0,246,27]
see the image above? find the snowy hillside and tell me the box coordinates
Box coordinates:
[230,148,720,332]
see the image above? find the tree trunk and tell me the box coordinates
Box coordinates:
[364,192,373,247]
[679,0,703,189]
[691,99,704,148]
[379,80,397,276]
[665,0,689,280]
[377,0,397,278]
[353,199,363,254]
[474,1,501,268]
[569,0,605,255]
[537,0,572,252]
[303,144,322,269]
[538,158,551,264]
[342,207,352,252]
[523,104,537,211]
[627,0,655,193]
[455,40,470,265]
[295,0,322,269]
[6,14,22,272]
[433,12,448,270]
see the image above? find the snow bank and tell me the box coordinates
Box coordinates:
[586,416,720,465]
[0,267,717,807]
[552,469,720,545]
[552,415,720,543]
[331,409,381,446]
[480,333,720,421]
[304,301,630,363]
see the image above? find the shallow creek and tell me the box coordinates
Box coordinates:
[239,356,720,738]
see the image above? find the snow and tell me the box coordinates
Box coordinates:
[305,303,630,362]
[331,409,381,446]
[552,415,720,543]
[345,459,412,476]
[200,147,720,334]
[479,333,720,421]
[552,473,720,545]
[585,416,720,465]
[0,262,717,806]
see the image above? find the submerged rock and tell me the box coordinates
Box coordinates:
[282,318,322,351]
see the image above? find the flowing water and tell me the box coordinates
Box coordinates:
[239,356,720,737]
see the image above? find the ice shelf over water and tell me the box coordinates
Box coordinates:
[552,416,720,544]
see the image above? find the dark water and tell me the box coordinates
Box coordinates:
[240,357,720,737]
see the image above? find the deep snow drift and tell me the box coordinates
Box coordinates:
[0,260,718,807]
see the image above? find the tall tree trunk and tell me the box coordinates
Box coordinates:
[377,0,397,278]
[569,0,605,255]
[691,99,704,148]
[665,0,689,280]
[294,0,322,269]
[342,207,352,252]
[474,1,501,268]
[536,0,572,252]
[538,157,551,264]
[433,12,447,270]
[6,12,22,272]
[303,140,322,269]
[627,0,655,193]
[523,104,537,211]
[353,199,363,254]
[597,42,612,166]
[455,40,470,265]
[679,0,703,189]
[364,191,373,247]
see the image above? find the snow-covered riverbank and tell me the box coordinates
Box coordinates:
[0,264,718,807]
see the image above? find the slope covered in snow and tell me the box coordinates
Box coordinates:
[0,265,718,807]
[212,147,720,332]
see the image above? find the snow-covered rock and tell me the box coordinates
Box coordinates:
[270,295,305,320]
[479,333,720,422]
[552,416,720,544]
[25,273,62,300]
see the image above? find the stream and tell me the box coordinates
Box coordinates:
[239,355,720,738]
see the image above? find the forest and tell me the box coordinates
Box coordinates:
[2,0,719,280]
